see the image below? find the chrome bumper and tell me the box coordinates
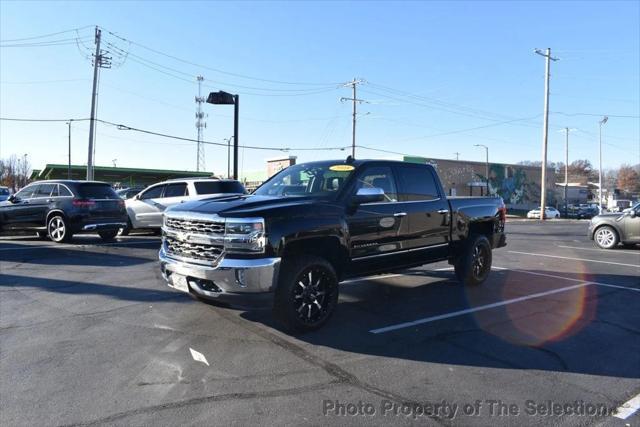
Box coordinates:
[159,247,280,299]
[82,222,127,231]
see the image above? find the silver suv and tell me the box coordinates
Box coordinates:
[121,178,245,234]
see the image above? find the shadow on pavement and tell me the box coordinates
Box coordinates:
[242,268,640,379]
[0,273,187,304]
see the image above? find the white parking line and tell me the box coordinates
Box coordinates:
[558,245,639,255]
[189,348,209,366]
[0,240,159,252]
[370,282,591,334]
[509,250,640,268]
[370,267,639,334]
[614,392,640,419]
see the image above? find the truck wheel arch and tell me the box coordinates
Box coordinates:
[280,236,348,280]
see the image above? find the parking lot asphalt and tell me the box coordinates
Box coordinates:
[1,221,638,426]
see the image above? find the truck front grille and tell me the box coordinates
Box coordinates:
[164,236,223,262]
[165,217,224,234]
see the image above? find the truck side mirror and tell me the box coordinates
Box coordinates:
[353,187,385,205]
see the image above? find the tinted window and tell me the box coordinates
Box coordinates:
[59,185,73,197]
[354,166,398,202]
[396,166,439,201]
[164,183,188,198]
[0,188,9,196]
[16,185,37,199]
[78,184,119,199]
[140,185,165,200]
[194,181,246,195]
[34,183,56,198]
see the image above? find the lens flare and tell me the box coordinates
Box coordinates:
[466,266,597,347]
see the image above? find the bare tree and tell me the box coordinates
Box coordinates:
[0,155,31,192]
[617,164,640,193]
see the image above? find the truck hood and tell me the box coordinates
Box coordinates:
[165,194,328,217]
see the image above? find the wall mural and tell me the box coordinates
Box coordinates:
[478,164,542,205]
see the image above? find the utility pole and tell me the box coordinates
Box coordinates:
[454,152,460,161]
[564,127,569,218]
[195,76,207,172]
[86,27,111,181]
[534,48,558,220]
[598,116,608,211]
[340,79,366,158]
[67,120,72,179]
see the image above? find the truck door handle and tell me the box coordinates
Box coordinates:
[437,209,449,214]
[393,212,407,217]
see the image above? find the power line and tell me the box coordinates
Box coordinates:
[0,26,94,42]
[102,27,340,87]
[551,111,640,119]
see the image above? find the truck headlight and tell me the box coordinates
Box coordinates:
[224,218,266,253]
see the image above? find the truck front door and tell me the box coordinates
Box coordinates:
[346,165,413,274]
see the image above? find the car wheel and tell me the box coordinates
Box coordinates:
[47,215,72,243]
[273,255,339,333]
[99,230,118,241]
[118,218,132,236]
[593,226,619,249]
[454,234,492,286]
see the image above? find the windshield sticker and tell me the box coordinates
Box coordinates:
[329,165,355,172]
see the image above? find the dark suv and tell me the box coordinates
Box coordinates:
[0,180,127,243]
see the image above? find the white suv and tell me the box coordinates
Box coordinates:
[121,178,245,234]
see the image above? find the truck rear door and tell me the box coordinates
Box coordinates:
[393,164,451,260]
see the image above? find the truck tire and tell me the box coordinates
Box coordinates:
[454,234,492,286]
[273,255,339,333]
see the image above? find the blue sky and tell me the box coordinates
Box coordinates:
[1,0,638,177]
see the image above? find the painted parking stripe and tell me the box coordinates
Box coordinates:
[558,245,639,255]
[0,240,159,252]
[504,268,640,292]
[370,267,639,334]
[509,250,640,268]
[614,392,640,419]
[370,282,591,333]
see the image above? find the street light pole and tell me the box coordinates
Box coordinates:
[233,95,239,180]
[206,91,239,180]
[224,137,233,178]
[474,144,489,195]
[67,120,72,179]
[564,127,569,218]
[598,116,608,211]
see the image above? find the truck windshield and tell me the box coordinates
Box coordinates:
[253,163,354,198]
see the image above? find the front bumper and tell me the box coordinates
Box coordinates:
[159,247,280,308]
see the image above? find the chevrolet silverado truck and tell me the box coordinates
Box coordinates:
[159,159,507,331]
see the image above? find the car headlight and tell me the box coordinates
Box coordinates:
[224,218,266,254]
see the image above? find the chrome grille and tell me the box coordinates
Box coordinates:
[166,217,224,234]
[164,236,223,262]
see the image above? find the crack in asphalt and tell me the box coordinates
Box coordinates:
[58,380,343,427]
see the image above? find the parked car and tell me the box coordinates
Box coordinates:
[0,186,10,202]
[526,206,560,219]
[0,180,127,243]
[116,186,146,200]
[120,178,246,235]
[588,202,640,249]
[159,158,507,332]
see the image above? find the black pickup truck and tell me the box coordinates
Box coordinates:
[159,159,506,331]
